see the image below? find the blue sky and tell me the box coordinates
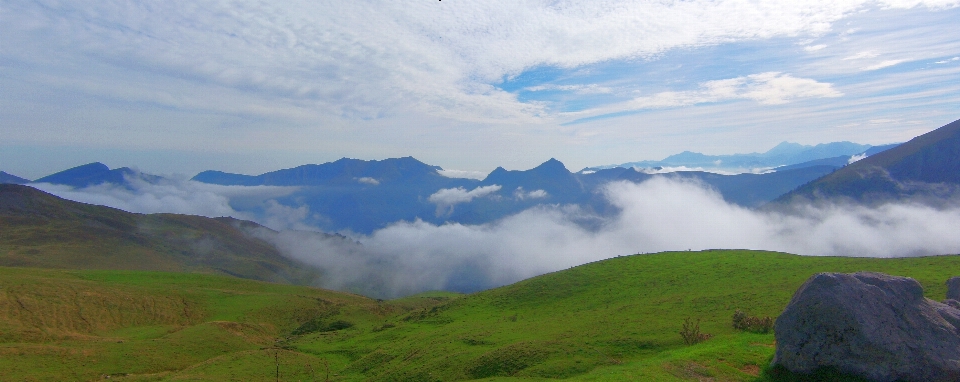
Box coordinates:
[2,1,960,179]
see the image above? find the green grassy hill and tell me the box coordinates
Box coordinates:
[0,184,320,285]
[4,249,960,381]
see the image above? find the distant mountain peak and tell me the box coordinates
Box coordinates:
[765,142,806,156]
[533,158,569,173]
[33,162,161,188]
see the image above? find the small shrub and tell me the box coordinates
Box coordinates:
[679,318,712,345]
[732,310,774,333]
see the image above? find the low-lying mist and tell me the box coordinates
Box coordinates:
[30,177,960,298]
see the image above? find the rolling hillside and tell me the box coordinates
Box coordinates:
[0,184,320,285]
[5,250,960,380]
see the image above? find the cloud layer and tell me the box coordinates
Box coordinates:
[261,178,960,297]
[29,176,960,298]
[44,177,959,297]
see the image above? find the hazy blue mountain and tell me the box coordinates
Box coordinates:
[193,157,480,233]
[482,158,584,201]
[24,136,907,236]
[578,160,841,208]
[583,141,881,172]
[0,171,29,184]
[193,157,451,187]
[778,118,960,204]
[32,162,161,188]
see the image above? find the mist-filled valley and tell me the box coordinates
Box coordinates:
[21,135,960,298]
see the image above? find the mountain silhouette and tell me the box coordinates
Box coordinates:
[33,162,160,188]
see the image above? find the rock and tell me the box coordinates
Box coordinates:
[947,276,960,301]
[773,272,960,382]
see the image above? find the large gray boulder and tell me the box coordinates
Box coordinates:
[773,272,960,382]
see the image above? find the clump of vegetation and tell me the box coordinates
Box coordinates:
[371,322,396,332]
[732,309,774,333]
[291,319,353,336]
[679,318,712,345]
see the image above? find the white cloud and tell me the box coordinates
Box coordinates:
[514,187,548,200]
[935,57,960,63]
[437,169,488,180]
[804,44,828,52]
[525,84,613,94]
[3,1,952,125]
[863,59,909,70]
[356,177,380,185]
[844,51,881,60]
[428,184,502,215]
[28,177,306,231]
[612,72,842,111]
[848,153,868,163]
[633,166,775,175]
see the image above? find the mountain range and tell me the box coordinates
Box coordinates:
[5,139,904,233]
[584,141,899,172]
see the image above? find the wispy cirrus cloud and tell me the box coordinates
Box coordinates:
[565,72,842,123]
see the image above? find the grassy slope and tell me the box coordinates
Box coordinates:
[4,250,960,381]
[0,267,395,381]
[290,250,960,381]
[0,184,320,285]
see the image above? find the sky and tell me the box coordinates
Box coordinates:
[3,1,960,179]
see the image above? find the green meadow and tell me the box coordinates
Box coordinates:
[3,249,959,381]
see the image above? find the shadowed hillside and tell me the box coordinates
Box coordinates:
[778,118,960,204]
[0,184,320,285]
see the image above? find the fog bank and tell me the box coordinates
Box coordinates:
[30,177,960,298]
